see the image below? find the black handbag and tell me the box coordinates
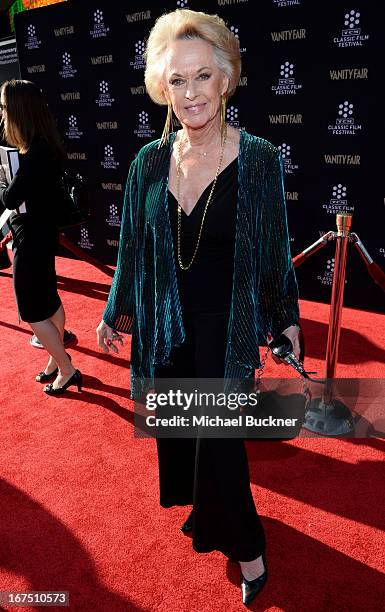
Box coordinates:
[55,169,90,230]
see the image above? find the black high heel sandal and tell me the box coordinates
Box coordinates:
[36,353,72,383]
[43,369,82,396]
[240,553,268,606]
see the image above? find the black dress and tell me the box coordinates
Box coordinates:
[154,158,266,562]
[0,138,63,323]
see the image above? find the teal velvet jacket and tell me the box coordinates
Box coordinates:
[102,129,300,399]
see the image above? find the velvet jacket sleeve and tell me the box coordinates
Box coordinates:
[258,148,300,340]
[102,156,138,333]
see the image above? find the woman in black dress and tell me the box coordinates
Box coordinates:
[0,79,82,395]
[155,155,270,562]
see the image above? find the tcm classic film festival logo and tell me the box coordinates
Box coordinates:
[78,227,95,251]
[328,101,362,135]
[134,111,155,139]
[59,52,77,78]
[273,0,301,6]
[226,106,246,131]
[229,25,246,54]
[278,143,298,174]
[318,257,335,286]
[130,40,145,70]
[90,9,110,39]
[101,145,120,170]
[272,61,302,95]
[66,115,83,140]
[106,204,121,228]
[96,80,115,107]
[333,9,369,48]
[323,184,354,215]
[25,24,41,50]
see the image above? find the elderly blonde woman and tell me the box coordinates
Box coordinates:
[96,8,302,605]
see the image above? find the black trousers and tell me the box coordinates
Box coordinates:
[154,310,266,561]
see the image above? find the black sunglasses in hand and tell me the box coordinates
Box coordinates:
[269,328,323,382]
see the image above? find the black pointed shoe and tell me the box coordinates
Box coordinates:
[36,353,72,383]
[180,510,194,533]
[43,369,82,396]
[240,557,268,606]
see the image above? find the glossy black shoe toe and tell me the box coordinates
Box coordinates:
[180,510,194,533]
[43,368,82,396]
[240,555,268,606]
[36,367,58,383]
[36,353,72,383]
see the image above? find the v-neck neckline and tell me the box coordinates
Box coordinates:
[168,156,238,218]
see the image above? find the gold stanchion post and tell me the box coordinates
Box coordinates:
[302,213,355,436]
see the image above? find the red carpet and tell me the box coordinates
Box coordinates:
[0,249,385,611]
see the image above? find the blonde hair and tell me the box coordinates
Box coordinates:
[144,9,241,105]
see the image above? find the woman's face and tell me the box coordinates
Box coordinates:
[162,38,229,131]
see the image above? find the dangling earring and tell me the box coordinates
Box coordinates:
[159,103,173,148]
[220,94,227,145]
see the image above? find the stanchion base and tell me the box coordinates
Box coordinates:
[302,397,355,436]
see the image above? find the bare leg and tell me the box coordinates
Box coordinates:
[239,555,265,581]
[42,305,66,374]
[30,312,75,389]
[50,303,66,341]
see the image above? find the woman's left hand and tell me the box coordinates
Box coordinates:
[268,324,301,364]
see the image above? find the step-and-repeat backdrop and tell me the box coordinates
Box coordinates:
[14,0,385,312]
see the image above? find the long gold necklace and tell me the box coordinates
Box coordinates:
[176,125,227,271]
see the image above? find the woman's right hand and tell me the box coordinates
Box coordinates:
[96,319,124,354]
